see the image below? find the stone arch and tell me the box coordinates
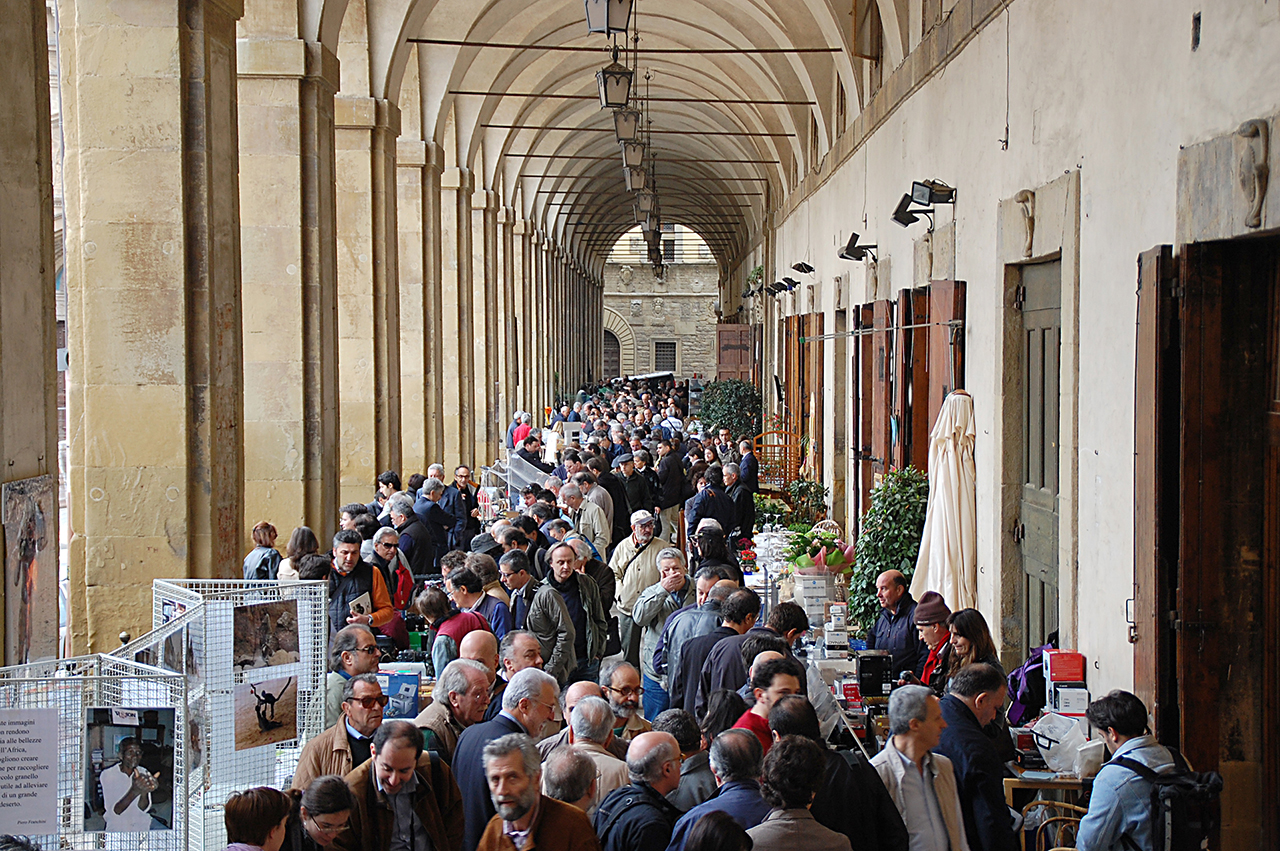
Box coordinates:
[602,307,636,378]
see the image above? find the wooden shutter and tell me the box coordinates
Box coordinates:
[927,280,967,428]
[871,300,893,480]
[1132,245,1178,738]
[716,324,753,382]
[896,288,930,470]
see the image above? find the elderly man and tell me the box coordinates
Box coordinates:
[909,592,953,694]
[488,629,546,718]
[339,721,465,851]
[544,542,608,686]
[609,511,667,669]
[630,549,695,720]
[737,440,759,493]
[542,747,597,813]
[666,729,771,851]
[722,462,755,542]
[537,681,623,760]
[388,494,432,578]
[329,530,395,641]
[653,708,715,810]
[461,629,509,724]
[454,668,561,851]
[415,659,493,764]
[442,465,482,550]
[560,483,609,556]
[571,471,614,533]
[414,477,452,571]
[326,624,383,728]
[935,664,1017,851]
[294,673,385,790]
[867,569,929,678]
[370,526,411,605]
[596,660,650,746]
[546,696,629,815]
[477,733,600,851]
[500,550,577,684]
[593,732,685,851]
[871,685,969,851]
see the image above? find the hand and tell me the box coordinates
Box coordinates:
[660,573,684,593]
[130,769,157,794]
[347,613,373,626]
[470,508,480,518]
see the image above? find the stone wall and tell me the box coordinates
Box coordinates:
[602,263,720,379]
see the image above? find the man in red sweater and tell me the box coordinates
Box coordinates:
[732,656,805,754]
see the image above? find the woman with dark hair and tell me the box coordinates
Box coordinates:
[700,689,748,742]
[413,586,490,676]
[946,608,1002,679]
[685,810,753,851]
[277,526,320,582]
[284,775,356,850]
[223,786,292,851]
[693,528,742,585]
[243,522,282,580]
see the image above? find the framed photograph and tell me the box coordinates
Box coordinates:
[84,707,176,832]
[2,475,58,664]
[232,599,300,670]
[233,675,297,751]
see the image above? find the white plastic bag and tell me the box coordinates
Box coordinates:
[1075,738,1106,778]
[1032,713,1087,773]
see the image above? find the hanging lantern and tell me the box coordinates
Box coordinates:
[620,140,645,168]
[596,46,633,109]
[584,0,634,34]
[624,166,647,192]
[639,209,652,231]
[636,191,655,214]
[613,108,641,143]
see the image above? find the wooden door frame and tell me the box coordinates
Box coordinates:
[995,171,1081,665]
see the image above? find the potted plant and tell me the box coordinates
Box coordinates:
[848,467,929,635]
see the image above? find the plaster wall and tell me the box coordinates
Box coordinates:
[770,0,1280,694]
[602,263,721,380]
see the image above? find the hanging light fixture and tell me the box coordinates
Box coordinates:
[613,108,641,142]
[636,191,656,214]
[584,0,634,34]
[620,140,645,168]
[624,166,647,192]
[596,46,633,109]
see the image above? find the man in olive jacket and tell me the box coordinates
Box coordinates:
[338,720,465,851]
[499,549,577,683]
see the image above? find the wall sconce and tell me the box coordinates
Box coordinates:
[892,193,934,229]
[792,261,815,274]
[911,179,955,205]
[838,232,877,261]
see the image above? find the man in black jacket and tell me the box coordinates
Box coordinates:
[685,465,737,540]
[414,477,452,572]
[594,731,685,851]
[723,462,755,542]
[768,695,908,851]
[655,441,684,540]
[441,466,481,551]
[514,434,554,474]
[867,569,929,677]
[676,588,759,715]
[586,457,631,551]
[388,494,433,578]
[934,663,1018,851]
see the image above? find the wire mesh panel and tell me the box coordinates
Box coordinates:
[0,655,186,849]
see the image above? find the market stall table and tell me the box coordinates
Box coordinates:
[1003,766,1091,807]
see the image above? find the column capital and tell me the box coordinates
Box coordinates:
[513,219,532,236]
[335,96,400,135]
[441,167,472,192]
[471,189,497,210]
[498,206,515,225]
[397,139,428,167]
[237,39,340,90]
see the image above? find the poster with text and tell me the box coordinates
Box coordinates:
[1,475,57,664]
[84,707,176,832]
[0,708,57,834]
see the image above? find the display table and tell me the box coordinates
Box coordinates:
[1003,766,1091,806]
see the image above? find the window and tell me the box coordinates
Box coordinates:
[663,239,676,262]
[654,341,677,372]
[836,81,847,133]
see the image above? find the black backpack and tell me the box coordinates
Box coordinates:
[1110,747,1223,851]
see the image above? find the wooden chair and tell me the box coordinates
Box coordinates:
[1019,800,1087,851]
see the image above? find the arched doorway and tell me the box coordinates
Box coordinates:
[603,330,622,379]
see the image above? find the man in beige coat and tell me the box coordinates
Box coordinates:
[608,511,667,669]
[293,673,385,790]
[870,685,970,851]
[542,696,628,817]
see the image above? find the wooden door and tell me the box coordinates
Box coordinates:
[871,300,894,482]
[1018,260,1062,650]
[855,304,876,523]
[603,330,621,379]
[716,324,753,382]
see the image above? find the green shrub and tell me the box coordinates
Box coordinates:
[785,478,828,526]
[849,467,929,635]
[699,379,762,441]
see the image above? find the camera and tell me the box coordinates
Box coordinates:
[396,649,430,664]
[404,613,427,632]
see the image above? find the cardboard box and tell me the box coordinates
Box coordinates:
[1043,649,1086,683]
[1049,683,1090,716]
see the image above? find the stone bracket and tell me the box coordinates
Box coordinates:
[1178,111,1278,244]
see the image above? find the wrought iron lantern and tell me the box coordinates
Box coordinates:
[636,191,656,214]
[620,140,644,168]
[624,166,647,192]
[613,108,641,142]
[584,0,634,34]
[596,47,633,109]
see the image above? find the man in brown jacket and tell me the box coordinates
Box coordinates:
[338,720,466,851]
[415,659,492,764]
[293,673,385,790]
[477,732,600,851]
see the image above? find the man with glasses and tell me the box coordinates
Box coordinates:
[342,720,466,851]
[453,668,561,851]
[442,466,482,550]
[600,660,651,745]
[498,550,576,685]
[294,673,387,790]
[325,625,383,728]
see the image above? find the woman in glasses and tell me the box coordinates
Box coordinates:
[285,775,356,850]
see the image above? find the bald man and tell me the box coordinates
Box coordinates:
[867,569,929,677]
[594,732,684,851]
[537,681,627,761]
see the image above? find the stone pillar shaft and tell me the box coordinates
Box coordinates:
[237,37,340,535]
[63,0,246,651]
[471,189,498,465]
[439,167,474,467]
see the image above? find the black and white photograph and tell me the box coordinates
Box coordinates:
[84,707,176,833]
[233,675,297,751]
[232,599,300,669]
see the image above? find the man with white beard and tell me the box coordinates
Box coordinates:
[477,733,599,851]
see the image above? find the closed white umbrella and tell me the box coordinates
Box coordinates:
[910,391,977,611]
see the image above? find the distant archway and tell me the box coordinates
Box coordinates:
[602,308,636,378]
[603,330,621,379]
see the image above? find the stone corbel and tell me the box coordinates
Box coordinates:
[1236,118,1269,229]
[1014,189,1036,257]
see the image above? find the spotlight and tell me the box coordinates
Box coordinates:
[792,261,815,274]
[892,193,934,229]
[782,277,800,290]
[838,232,877,262]
[767,281,786,294]
[911,179,955,206]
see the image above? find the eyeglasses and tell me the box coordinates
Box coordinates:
[308,816,350,835]
[604,685,645,697]
[354,645,380,656]
[499,570,519,579]
[374,541,397,550]
[347,694,389,709]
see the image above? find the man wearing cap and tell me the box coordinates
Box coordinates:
[616,454,653,520]
[908,591,953,694]
[609,511,668,669]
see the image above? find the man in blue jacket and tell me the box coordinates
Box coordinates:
[935,663,1017,851]
[867,569,929,678]
[665,729,770,851]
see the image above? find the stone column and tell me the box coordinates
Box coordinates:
[512,219,531,416]
[0,0,59,662]
[471,188,498,465]
[237,37,340,535]
[334,96,401,504]
[498,208,518,422]
[63,0,246,651]
[439,167,474,467]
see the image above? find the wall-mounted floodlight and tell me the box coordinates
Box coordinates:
[782,277,801,290]
[792,261,815,274]
[838,232,877,262]
[911,179,955,206]
[767,281,786,294]
[892,193,934,229]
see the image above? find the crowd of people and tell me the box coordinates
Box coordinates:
[213,376,1172,851]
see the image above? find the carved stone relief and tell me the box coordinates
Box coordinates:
[1014,189,1036,257]
[1236,118,1269,229]
[630,299,642,317]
